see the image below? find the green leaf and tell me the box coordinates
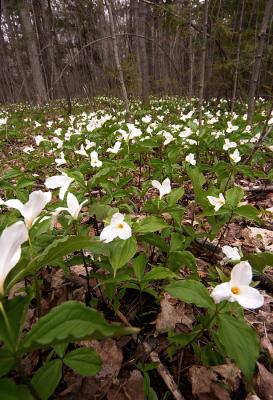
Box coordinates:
[31,359,62,400]
[215,313,259,379]
[167,187,184,207]
[53,343,68,358]
[165,280,216,309]
[0,295,31,350]
[20,301,137,352]
[134,216,169,234]
[142,267,177,282]
[0,379,32,400]
[63,348,101,376]
[6,236,106,291]
[235,205,258,220]
[0,349,15,377]
[138,233,168,252]
[167,251,196,272]
[226,187,244,208]
[108,237,137,276]
[244,252,273,273]
[132,254,147,281]
[186,167,206,204]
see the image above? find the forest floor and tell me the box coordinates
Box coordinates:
[0,97,273,400]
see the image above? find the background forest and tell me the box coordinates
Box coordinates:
[0,0,272,109]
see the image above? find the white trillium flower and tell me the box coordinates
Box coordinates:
[75,144,88,157]
[185,153,196,166]
[35,135,46,146]
[5,190,52,229]
[85,140,96,150]
[100,213,132,243]
[90,150,102,167]
[229,149,241,163]
[0,221,28,293]
[53,137,63,149]
[152,178,171,199]
[223,138,237,151]
[23,146,35,154]
[45,172,74,200]
[222,245,241,261]
[53,193,88,221]
[55,151,66,166]
[211,261,264,309]
[207,193,225,211]
[107,141,121,154]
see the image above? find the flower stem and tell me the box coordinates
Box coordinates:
[28,236,42,318]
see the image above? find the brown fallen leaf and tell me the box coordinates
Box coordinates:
[261,336,273,361]
[107,370,145,400]
[156,293,194,333]
[188,364,241,400]
[257,362,273,400]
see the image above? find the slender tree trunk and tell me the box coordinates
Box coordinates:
[19,0,47,104]
[105,0,130,115]
[188,1,193,99]
[247,0,273,125]
[231,0,245,114]
[198,0,210,128]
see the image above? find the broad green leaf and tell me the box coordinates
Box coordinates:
[226,187,244,208]
[167,251,196,272]
[32,359,62,400]
[0,379,32,400]
[0,295,31,351]
[20,301,138,352]
[186,167,206,204]
[244,252,273,273]
[0,349,15,377]
[108,237,137,275]
[134,216,169,234]
[142,267,177,282]
[54,343,68,358]
[132,254,147,280]
[167,187,184,207]
[215,313,259,379]
[6,236,106,291]
[235,205,258,220]
[165,280,216,309]
[63,348,101,376]
[138,233,168,252]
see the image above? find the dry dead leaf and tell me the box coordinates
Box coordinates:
[247,227,273,252]
[257,362,273,400]
[261,336,273,361]
[188,364,241,400]
[107,370,145,400]
[156,293,194,333]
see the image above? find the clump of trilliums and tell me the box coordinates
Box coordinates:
[211,245,264,309]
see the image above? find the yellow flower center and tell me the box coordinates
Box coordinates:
[231,286,240,295]
[117,223,124,229]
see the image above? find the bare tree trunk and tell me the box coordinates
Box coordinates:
[231,0,245,114]
[188,0,193,99]
[137,1,150,104]
[198,0,210,128]
[247,0,273,125]
[19,0,47,104]
[105,0,130,115]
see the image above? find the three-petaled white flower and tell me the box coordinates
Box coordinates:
[151,178,171,200]
[100,213,131,243]
[0,221,28,293]
[211,261,264,309]
[107,141,121,154]
[229,149,241,163]
[222,245,241,261]
[185,153,196,166]
[5,190,52,229]
[223,138,237,151]
[207,193,225,211]
[75,144,88,157]
[45,172,74,200]
[90,150,102,167]
[55,151,66,166]
[53,193,88,221]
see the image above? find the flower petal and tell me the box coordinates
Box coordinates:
[234,285,264,309]
[100,225,117,243]
[231,261,252,286]
[117,222,132,240]
[222,245,241,261]
[23,191,52,227]
[5,199,24,215]
[0,221,28,292]
[110,213,124,225]
[211,282,231,304]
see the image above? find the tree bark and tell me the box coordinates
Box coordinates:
[105,0,130,115]
[19,0,47,104]
[247,0,273,125]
